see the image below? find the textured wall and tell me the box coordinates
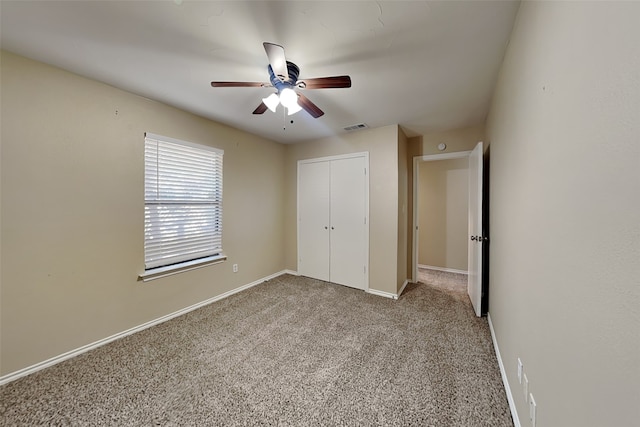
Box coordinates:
[486,2,640,425]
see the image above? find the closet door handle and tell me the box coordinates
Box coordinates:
[331,226,335,230]
[324,226,328,230]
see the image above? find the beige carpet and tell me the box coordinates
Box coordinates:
[0,274,512,426]
[418,267,469,298]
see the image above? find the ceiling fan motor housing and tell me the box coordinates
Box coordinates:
[268,62,300,92]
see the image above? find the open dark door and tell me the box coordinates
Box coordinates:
[481,146,490,315]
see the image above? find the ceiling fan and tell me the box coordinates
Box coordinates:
[211,42,351,118]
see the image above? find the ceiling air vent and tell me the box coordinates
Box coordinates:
[343,123,369,132]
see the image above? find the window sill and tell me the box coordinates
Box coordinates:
[139,254,227,282]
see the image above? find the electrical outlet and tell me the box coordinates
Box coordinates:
[517,358,523,384]
[232,264,238,273]
[523,374,529,401]
[529,393,537,427]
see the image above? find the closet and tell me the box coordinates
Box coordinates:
[297,153,369,290]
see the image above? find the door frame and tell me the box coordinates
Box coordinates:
[411,151,472,283]
[297,151,370,291]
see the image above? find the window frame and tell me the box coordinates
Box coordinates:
[139,132,226,282]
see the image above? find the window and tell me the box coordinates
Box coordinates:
[142,133,224,280]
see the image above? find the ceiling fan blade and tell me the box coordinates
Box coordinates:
[263,42,288,81]
[297,93,324,118]
[298,75,352,89]
[252,102,268,115]
[211,81,268,88]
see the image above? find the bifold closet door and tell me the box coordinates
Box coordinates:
[329,156,366,289]
[298,160,330,282]
[298,155,367,290]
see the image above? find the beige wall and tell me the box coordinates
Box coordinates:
[486,2,640,426]
[284,125,400,295]
[0,51,287,375]
[396,128,409,291]
[407,124,484,157]
[417,158,468,271]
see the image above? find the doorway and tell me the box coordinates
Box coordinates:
[415,156,470,299]
[416,157,470,274]
[411,144,486,316]
[412,151,471,281]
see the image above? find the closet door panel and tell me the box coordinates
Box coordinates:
[298,161,330,281]
[329,157,366,289]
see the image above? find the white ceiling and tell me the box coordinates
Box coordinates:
[0,1,520,144]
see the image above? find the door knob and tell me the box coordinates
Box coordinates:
[471,236,476,241]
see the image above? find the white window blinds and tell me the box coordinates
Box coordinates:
[144,133,223,270]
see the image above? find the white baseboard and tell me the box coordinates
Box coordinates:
[0,270,290,386]
[282,269,299,276]
[366,288,398,300]
[369,279,410,300]
[488,313,521,427]
[418,264,468,275]
[397,279,410,298]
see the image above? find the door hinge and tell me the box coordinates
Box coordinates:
[364,167,367,175]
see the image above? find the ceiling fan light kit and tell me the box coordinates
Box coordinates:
[211,42,351,120]
[262,89,302,116]
[280,88,302,115]
[262,93,280,113]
